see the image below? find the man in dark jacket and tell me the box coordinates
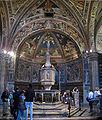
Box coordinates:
[25,83,35,120]
[13,87,20,120]
[1,88,9,116]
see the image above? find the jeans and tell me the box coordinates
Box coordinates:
[25,102,33,120]
[3,102,8,115]
[3,102,6,114]
[89,101,93,112]
[16,109,25,120]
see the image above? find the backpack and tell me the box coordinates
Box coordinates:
[1,91,9,102]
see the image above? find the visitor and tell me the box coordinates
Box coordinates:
[63,91,66,103]
[94,87,101,108]
[1,88,9,116]
[17,90,26,120]
[9,90,14,115]
[88,89,94,112]
[99,88,102,117]
[70,90,74,106]
[66,90,70,104]
[25,83,35,120]
[60,92,63,102]
[13,87,20,120]
[72,87,79,108]
[94,87,101,99]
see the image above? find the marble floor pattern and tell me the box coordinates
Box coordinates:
[0,102,101,120]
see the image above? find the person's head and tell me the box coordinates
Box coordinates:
[15,87,19,91]
[29,83,32,88]
[73,87,77,92]
[20,90,25,95]
[95,87,99,91]
[89,89,93,92]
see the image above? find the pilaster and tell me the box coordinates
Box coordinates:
[83,53,90,104]
[83,52,99,104]
[0,53,7,104]
[88,52,99,90]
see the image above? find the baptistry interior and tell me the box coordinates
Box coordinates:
[0,0,102,104]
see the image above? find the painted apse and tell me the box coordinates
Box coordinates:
[15,29,83,93]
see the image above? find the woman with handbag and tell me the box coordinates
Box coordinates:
[17,90,26,120]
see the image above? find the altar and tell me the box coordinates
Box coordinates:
[35,90,60,103]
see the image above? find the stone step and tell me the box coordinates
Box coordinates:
[73,109,87,117]
[33,103,65,111]
[34,102,61,106]
[28,106,80,118]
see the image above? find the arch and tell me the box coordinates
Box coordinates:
[9,18,87,53]
[15,29,81,64]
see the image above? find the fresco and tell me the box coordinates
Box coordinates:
[36,33,62,57]
[20,32,44,57]
[15,55,83,83]
[16,59,41,82]
[32,64,41,82]
[54,32,78,57]
[19,31,79,61]
[66,60,82,82]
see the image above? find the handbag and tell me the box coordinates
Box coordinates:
[86,96,89,102]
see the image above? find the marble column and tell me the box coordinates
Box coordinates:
[89,52,99,91]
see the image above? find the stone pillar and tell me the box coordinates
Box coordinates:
[83,54,90,104]
[89,52,99,90]
[83,52,99,104]
[0,56,7,104]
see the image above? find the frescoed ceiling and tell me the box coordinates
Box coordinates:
[0,0,102,63]
[18,31,79,62]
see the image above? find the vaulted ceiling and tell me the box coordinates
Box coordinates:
[0,0,102,63]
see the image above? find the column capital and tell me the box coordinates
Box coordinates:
[88,52,98,61]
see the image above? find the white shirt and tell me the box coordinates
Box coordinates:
[94,90,101,98]
[88,91,94,99]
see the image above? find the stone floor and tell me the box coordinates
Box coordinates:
[0,102,101,120]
